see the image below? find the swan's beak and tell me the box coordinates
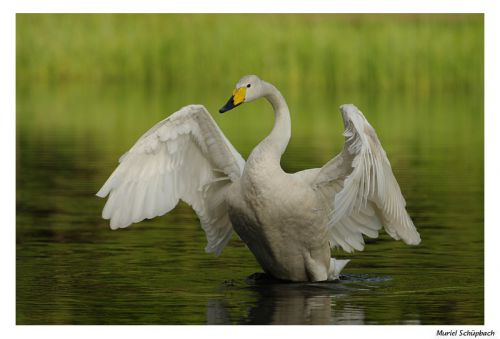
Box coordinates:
[219,87,246,113]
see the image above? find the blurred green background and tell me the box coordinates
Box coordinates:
[17,14,481,92]
[16,14,484,324]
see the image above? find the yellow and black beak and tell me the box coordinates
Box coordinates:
[219,87,246,113]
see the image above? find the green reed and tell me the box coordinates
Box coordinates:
[17,14,483,96]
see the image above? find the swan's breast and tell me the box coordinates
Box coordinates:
[225,158,330,281]
[227,158,328,249]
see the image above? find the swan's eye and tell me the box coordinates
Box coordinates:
[247,84,251,88]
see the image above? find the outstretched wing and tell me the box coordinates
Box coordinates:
[96,105,245,255]
[313,104,420,252]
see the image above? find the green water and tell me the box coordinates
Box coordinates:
[16,14,483,325]
[16,83,483,324]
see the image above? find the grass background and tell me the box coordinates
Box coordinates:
[17,14,483,95]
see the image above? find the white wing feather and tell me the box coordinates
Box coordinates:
[96,105,245,255]
[314,104,420,252]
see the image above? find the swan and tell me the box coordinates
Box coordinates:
[97,75,421,282]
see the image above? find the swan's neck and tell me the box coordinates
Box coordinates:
[259,81,291,158]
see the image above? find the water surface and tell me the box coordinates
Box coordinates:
[16,84,483,324]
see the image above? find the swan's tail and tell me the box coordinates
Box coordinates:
[328,258,350,280]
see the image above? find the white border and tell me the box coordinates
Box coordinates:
[484,2,499,329]
[9,0,487,14]
[2,1,498,339]
[1,0,16,333]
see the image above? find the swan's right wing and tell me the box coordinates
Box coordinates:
[97,105,245,255]
[313,104,420,252]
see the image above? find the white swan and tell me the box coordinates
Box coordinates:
[97,75,421,282]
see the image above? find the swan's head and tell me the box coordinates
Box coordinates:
[219,75,264,113]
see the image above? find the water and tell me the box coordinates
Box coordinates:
[16,83,483,324]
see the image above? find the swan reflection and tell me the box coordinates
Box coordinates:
[207,274,366,325]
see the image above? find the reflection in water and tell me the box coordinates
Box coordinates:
[243,284,363,325]
[207,274,380,325]
[207,300,231,325]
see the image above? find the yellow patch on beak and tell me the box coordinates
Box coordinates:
[232,87,246,106]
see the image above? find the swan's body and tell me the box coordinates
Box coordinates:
[97,75,420,282]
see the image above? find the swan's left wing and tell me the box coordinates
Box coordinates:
[312,104,420,252]
[97,105,245,255]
